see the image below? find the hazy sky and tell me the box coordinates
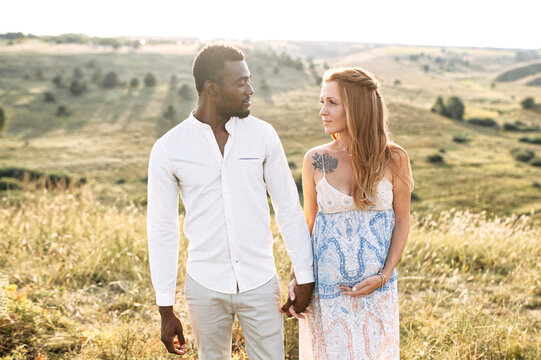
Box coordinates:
[3,0,540,49]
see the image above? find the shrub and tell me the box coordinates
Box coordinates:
[178,84,195,101]
[0,167,76,187]
[519,137,541,145]
[467,117,499,128]
[411,192,420,201]
[73,66,84,80]
[0,106,7,134]
[520,97,535,109]
[427,154,444,163]
[446,96,465,120]
[43,92,55,102]
[169,75,178,92]
[69,79,87,96]
[130,77,139,89]
[393,79,402,86]
[452,134,469,143]
[503,121,540,132]
[56,105,71,117]
[431,96,446,115]
[0,177,21,191]
[35,70,44,81]
[163,105,175,120]
[288,161,297,169]
[52,74,64,88]
[529,157,541,167]
[144,73,156,87]
[503,122,521,131]
[510,148,534,162]
[102,71,119,88]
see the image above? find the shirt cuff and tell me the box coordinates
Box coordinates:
[155,291,176,307]
[294,270,315,284]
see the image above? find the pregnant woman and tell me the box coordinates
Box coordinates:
[287,67,413,359]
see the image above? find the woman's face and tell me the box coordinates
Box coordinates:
[319,81,347,135]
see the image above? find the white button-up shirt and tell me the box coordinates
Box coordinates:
[147,113,314,306]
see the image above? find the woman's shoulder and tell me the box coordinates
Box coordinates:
[303,143,334,171]
[388,143,410,165]
[304,142,335,159]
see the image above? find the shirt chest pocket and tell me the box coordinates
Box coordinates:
[234,155,264,177]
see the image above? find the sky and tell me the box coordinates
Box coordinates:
[2,0,540,49]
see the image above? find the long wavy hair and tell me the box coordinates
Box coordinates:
[323,67,413,209]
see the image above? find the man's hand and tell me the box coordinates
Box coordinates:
[159,306,187,356]
[281,280,314,319]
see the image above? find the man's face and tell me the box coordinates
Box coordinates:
[216,60,254,119]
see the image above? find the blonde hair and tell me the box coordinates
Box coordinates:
[323,67,413,209]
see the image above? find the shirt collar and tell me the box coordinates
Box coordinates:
[188,112,237,135]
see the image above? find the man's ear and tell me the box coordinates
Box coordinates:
[204,81,219,96]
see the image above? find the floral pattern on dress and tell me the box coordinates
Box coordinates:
[299,175,399,360]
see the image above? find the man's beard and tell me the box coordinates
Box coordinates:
[218,95,250,119]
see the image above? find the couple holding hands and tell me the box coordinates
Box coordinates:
[147,44,412,359]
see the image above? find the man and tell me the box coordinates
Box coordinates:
[147,44,314,359]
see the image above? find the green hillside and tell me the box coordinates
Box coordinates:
[1,39,539,218]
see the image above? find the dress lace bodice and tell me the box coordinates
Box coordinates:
[316,176,393,213]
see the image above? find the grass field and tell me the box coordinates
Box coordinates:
[1,186,539,359]
[1,38,541,359]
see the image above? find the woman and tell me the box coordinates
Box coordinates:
[287,67,413,359]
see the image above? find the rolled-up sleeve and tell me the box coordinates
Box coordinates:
[147,140,181,306]
[263,126,314,284]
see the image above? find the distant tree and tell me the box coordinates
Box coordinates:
[521,97,535,109]
[56,105,71,117]
[427,153,444,164]
[260,79,272,100]
[163,105,175,120]
[52,74,64,88]
[410,55,419,62]
[178,84,195,101]
[73,67,84,80]
[102,71,119,88]
[393,79,402,86]
[69,79,87,96]
[35,70,44,81]
[431,96,446,115]
[445,96,465,120]
[0,106,8,135]
[130,77,139,89]
[314,76,323,86]
[92,68,103,83]
[43,92,55,102]
[144,72,157,87]
[423,64,429,73]
[169,75,179,92]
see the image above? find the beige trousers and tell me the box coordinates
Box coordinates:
[184,274,284,360]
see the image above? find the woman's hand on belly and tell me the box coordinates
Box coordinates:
[339,275,381,297]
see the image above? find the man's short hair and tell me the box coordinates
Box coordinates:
[192,44,245,94]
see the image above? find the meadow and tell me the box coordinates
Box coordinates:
[0,37,540,359]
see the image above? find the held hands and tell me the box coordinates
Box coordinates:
[281,279,314,319]
[159,306,187,356]
[340,275,384,297]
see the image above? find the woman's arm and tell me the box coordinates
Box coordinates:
[381,149,412,280]
[341,149,412,297]
[302,149,319,235]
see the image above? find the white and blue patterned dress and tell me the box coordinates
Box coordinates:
[299,163,399,359]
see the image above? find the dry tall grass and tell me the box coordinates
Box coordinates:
[1,186,540,359]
